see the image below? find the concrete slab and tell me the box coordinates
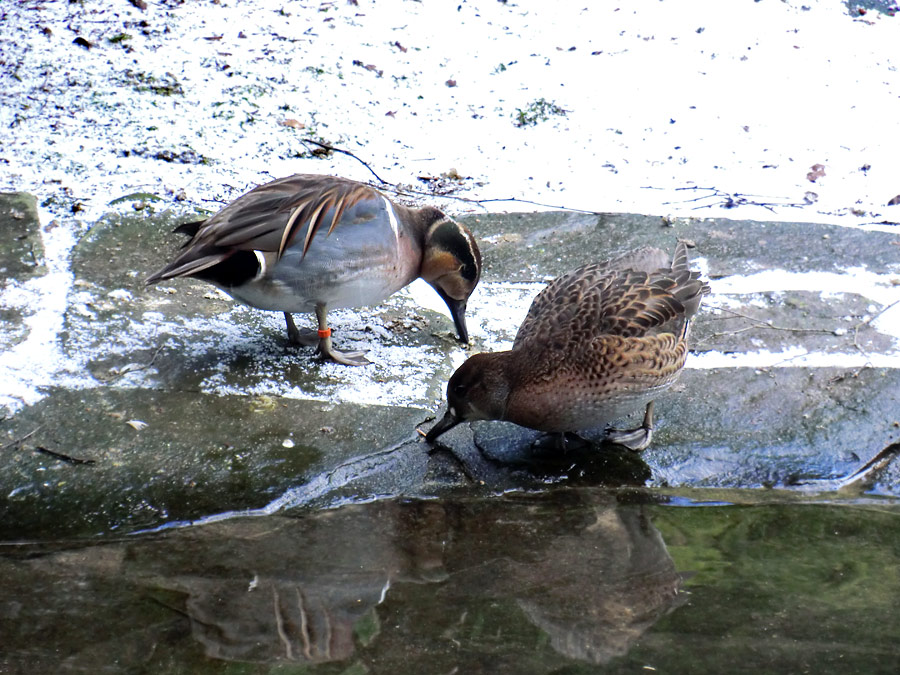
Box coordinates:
[0,192,45,351]
[1,194,899,538]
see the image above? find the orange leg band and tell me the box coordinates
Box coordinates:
[317,328,332,339]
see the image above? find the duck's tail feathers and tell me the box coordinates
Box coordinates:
[145,251,229,285]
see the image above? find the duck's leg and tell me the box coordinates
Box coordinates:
[604,401,655,452]
[314,303,371,366]
[284,312,318,347]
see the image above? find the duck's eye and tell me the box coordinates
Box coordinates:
[451,382,468,397]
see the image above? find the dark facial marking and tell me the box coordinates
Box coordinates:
[430,221,480,282]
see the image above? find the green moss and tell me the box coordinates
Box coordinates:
[513,98,567,127]
[108,192,164,206]
[120,69,184,96]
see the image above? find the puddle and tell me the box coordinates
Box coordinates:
[2,488,898,673]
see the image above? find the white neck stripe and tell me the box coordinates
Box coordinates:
[254,250,267,278]
[382,195,400,241]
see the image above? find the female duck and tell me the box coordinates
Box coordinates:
[426,241,708,450]
[147,174,482,365]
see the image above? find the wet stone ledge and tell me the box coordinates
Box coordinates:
[1,194,899,538]
[0,193,46,351]
[0,192,44,279]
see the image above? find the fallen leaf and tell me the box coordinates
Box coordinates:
[72,36,94,49]
[392,40,407,52]
[806,163,826,182]
[445,78,457,87]
[126,420,149,431]
[352,59,383,76]
[280,118,305,129]
[128,0,148,9]
[203,35,223,41]
[385,110,396,117]
[888,195,900,206]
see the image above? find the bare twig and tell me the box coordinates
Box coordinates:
[34,446,96,465]
[301,138,388,185]
[380,183,605,214]
[1,425,44,451]
[853,298,900,333]
[843,298,900,374]
[2,425,95,465]
[148,594,194,620]
[466,196,604,214]
[695,306,836,345]
[791,440,900,492]
[295,140,608,214]
[96,344,165,383]
[661,186,811,212]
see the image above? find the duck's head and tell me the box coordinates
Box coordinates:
[425,352,509,443]
[420,215,482,343]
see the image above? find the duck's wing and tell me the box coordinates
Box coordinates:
[146,175,380,282]
[512,242,709,349]
[208,174,380,257]
[582,332,690,391]
[511,329,690,414]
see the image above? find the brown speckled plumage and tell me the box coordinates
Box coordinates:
[426,241,709,447]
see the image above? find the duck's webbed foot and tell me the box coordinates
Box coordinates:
[604,401,655,452]
[313,305,371,366]
[318,340,371,366]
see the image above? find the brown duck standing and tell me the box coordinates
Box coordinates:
[425,241,709,450]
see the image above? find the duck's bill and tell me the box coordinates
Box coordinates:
[435,289,469,343]
[424,409,462,443]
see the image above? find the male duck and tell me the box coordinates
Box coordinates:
[146,174,482,365]
[425,241,709,450]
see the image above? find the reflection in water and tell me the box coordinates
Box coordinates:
[0,490,680,671]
